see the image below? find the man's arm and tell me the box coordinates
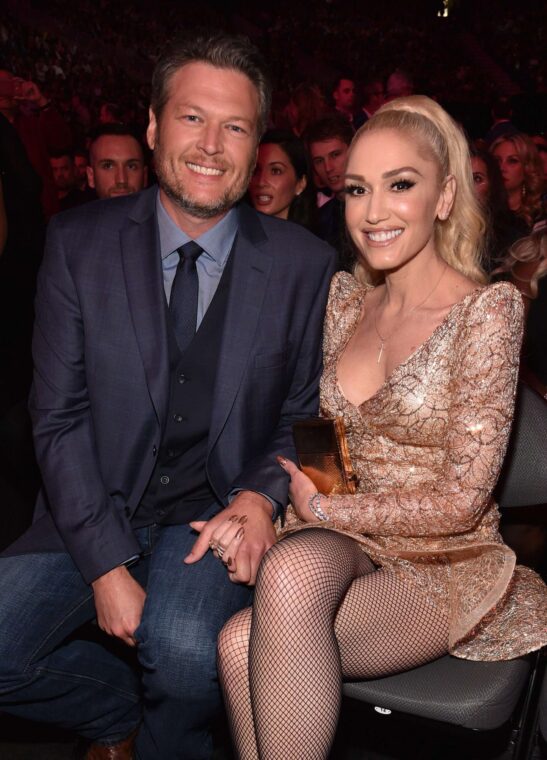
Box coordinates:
[30,216,141,584]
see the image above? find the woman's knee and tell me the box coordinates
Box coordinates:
[217,608,251,675]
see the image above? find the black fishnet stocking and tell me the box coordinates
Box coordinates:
[218,529,449,760]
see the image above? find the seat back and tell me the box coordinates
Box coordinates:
[494,383,547,508]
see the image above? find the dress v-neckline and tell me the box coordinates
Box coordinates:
[335,285,485,409]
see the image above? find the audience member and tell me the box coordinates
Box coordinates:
[87,124,148,199]
[470,146,528,272]
[494,229,547,396]
[305,115,354,270]
[484,95,518,145]
[490,133,544,230]
[385,69,413,100]
[284,83,327,138]
[0,70,72,218]
[354,78,385,129]
[331,76,356,127]
[73,148,89,192]
[50,150,89,211]
[248,129,318,232]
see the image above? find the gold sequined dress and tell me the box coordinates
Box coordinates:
[283,272,547,661]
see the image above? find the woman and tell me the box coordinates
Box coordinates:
[213,97,547,759]
[248,129,318,232]
[490,133,544,230]
[494,229,547,396]
[469,145,528,272]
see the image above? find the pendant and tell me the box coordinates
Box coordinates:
[377,341,384,364]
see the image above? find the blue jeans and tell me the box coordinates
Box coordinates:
[0,516,253,759]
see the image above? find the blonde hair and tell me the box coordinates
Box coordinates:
[350,95,487,286]
[490,133,544,228]
[493,228,547,299]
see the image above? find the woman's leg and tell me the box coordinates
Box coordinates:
[218,529,449,760]
[334,567,449,680]
[218,529,374,759]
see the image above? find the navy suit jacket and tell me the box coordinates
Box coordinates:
[4,188,336,583]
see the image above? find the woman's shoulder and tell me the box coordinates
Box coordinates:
[453,281,524,341]
[327,270,371,309]
[461,281,523,315]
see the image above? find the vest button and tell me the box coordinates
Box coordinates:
[160,475,170,485]
[152,445,157,456]
[178,373,187,384]
[167,449,176,458]
[173,414,184,423]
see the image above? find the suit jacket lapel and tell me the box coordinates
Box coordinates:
[208,206,273,452]
[120,189,169,426]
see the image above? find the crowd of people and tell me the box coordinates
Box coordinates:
[0,4,546,759]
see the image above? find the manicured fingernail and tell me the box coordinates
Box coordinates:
[227,557,233,566]
[277,456,287,467]
[238,515,248,525]
[235,527,245,540]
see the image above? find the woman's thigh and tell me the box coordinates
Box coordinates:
[335,568,449,680]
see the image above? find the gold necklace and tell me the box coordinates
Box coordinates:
[373,263,448,364]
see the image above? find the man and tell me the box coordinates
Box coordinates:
[87,124,148,199]
[385,69,413,101]
[354,78,385,129]
[74,148,89,192]
[0,70,72,217]
[49,150,89,210]
[306,115,354,270]
[332,75,356,126]
[0,32,335,760]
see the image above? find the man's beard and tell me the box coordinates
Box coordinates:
[154,141,254,219]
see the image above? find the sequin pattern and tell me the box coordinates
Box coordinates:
[283,272,547,661]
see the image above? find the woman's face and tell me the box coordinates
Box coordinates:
[344,128,454,273]
[492,140,525,193]
[248,143,306,219]
[470,156,490,203]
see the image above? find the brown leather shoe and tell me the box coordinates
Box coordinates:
[84,729,137,759]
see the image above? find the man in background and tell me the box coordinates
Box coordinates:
[87,124,148,199]
[306,115,354,270]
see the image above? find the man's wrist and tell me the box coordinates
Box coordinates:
[229,489,281,521]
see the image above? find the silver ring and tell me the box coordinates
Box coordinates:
[216,545,225,558]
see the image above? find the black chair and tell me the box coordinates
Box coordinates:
[340,383,547,760]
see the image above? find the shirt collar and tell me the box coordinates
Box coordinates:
[156,189,239,266]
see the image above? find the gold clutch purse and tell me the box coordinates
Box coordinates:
[292,417,358,495]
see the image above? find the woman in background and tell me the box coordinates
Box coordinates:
[248,129,318,232]
[470,145,527,272]
[490,133,544,230]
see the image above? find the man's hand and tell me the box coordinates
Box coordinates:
[15,79,49,108]
[184,492,277,585]
[91,565,146,647]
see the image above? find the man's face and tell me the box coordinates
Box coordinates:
[74,154,88,189]
[50,155,77,192]
[87,135,147,198]
[333,79,355,113]
[147,62,260,228]
[309,137,349,195]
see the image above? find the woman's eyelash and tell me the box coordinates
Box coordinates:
[391,179,416,191]
[344,183,365,196]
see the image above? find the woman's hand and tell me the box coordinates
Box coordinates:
[277,456,329,522]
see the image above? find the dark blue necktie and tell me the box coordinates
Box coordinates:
[169,240,202,352]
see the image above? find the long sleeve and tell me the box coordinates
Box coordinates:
[327,284,524,538]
